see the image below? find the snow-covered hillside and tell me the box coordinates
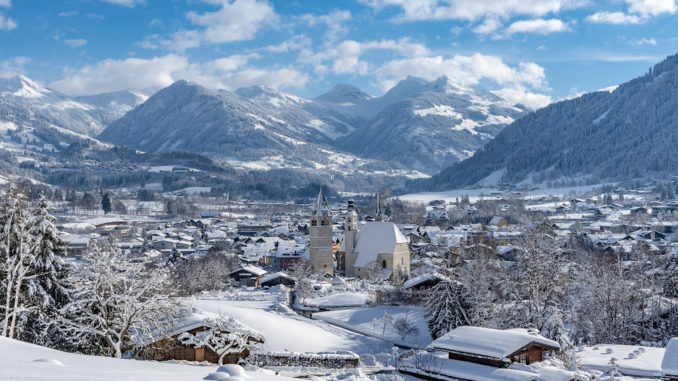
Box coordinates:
[340,76,526,173]
[0,336,295,381]
[98,76,525,175]
[0,75,147,136]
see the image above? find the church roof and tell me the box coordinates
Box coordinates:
[312,189,331,217]
[353,221,408,267]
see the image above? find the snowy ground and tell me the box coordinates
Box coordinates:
[0,337,295,381]
[186,294,393,355]
[575,344,665,378]
[314,306,432,348]
[399,184,613,204]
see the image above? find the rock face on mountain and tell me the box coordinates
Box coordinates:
[99,76,524,174]
[411,53,678,191]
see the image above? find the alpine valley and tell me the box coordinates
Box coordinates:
[0,72,526,195]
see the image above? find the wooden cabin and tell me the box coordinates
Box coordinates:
[428,326,560,367]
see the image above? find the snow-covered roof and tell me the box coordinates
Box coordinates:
[353,222,408,267]
[260,271,292,284]
[402,272,446,289]
[230,266,267,276]
[664,337,678,376]
[428,326,560,360]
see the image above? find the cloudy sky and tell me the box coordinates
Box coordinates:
[1,0,677,109]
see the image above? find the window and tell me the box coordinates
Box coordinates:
[321,220,326,226]
[348,226,351,231]
[382,259,387,269]
[311,220,317,226]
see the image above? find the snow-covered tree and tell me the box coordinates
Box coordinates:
[426,279,472,340]
[0,188,67,342]
[59,241,181,358]
[19,196,70,346]
[177,315,264,365]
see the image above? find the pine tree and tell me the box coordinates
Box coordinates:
[19,196,71,346]
[101,193,112,215]
[426,279,472,340]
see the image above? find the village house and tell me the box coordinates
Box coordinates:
[428,326,560,367]
[228,266,268,287]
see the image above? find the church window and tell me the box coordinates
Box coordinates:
[311,220,317,226]
[382,260,387,269]
[321,220,326,226]
[348,226,351,231]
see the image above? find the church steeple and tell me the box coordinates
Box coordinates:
[309,188,333,275]
[313,188,331,217]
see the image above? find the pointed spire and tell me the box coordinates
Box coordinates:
[313,188,331,217]
[375,192,382,221]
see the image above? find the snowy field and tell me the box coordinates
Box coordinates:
[187,296,393,355]
[399,184,612,204]
[314,306,432,348]
[0,337,295,381]
[575,344,665,378]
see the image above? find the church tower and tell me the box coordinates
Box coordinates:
[344,199,358,255]
[309,189,334,275]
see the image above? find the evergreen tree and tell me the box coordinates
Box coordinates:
[101,193,112,215]
[426,279,472,340]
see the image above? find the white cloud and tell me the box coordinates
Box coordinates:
[0,56,29,77]
[505,18,571,35]
[303,38,431,75]
[585,0,676,25]
[142,0,277,51]
[472,15,502,35]
[49,54,308,95]
[186,0,276,44]
[58,11,79,17]
[99,0,146,7]
[360,0,586,22]
[64,38,87,47]
[375,53,551,109]
[300,10,352,44]
[0,12,16,30]
[585,11,644,24]
[0,1,10,7]
[627,0,677,16]
[261,35,312,53]
[628,37,657,46]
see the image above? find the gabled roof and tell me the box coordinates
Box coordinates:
[353,222,408,267]
[229,266,267,276]
[260,271,292,284]
[428,326,560,360]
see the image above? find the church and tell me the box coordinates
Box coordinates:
[337,199,411,278]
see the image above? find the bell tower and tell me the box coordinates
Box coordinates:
[309,189,334,275]
[344,199,358,255]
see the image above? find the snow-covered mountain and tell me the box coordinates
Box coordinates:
[410,52,678,191]
[341,76,526,173]
[0,75,148,136]
[99,76,524,175]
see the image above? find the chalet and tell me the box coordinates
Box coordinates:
[228,266,267,287]
[62,234,92,259]
[428,326,560,367]
[664,338,678,381]
[259,271,295,288]
[140,315,264,365]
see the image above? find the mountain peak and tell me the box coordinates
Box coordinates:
[0,75,51,98]
[314,83,372,103]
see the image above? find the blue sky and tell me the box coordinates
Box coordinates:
[1,0,677,108]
